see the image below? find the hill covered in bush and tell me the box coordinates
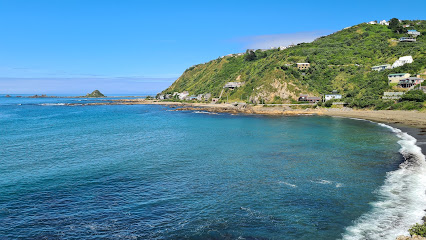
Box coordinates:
[162,19,426,108]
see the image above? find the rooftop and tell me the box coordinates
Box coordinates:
[372,64,391,67]
[388,73,409,76]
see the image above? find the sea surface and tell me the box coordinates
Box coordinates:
[0,96,425,240]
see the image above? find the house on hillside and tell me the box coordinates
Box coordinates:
[306,97,321,103]
[196,94,204,101]
[188,95,197,101]
[388,73,411,84]
[371,64,391,71]
[399,37,416,42]
[325,93,342,101]
[297,63,310,70]
[299,94,320,103]
[224,82,243,89]
[204,93,212,100]
[367,21,377,24]
[403,24,411,28]
[382,92,404,100]
[298,94,308,101]
[178,91,189,100]
[407,30,421,36]
[379,20,389,25]
[397,77,424,88]
[392,56,413,68]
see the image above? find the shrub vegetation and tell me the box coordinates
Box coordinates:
[162,19,426,110]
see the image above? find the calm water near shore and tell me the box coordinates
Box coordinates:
[1,97,425,239]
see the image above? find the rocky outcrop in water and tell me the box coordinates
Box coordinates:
[85,90,105,98]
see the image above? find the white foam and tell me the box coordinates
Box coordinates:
[342,123,426,240]
[193,110,218,115]
[40,103,66,106]
[311,179,332,185]
[278,181,297,188]
[318,179,332,184]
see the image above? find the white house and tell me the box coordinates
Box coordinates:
[407,30,421,36]
[371,64,391,71]
[367,21,377,24]
[379,20,389,26]
[399,37,417,42]
[325,94,342,101]
[178,91,189,100]
[382,92,404,100]
[224,82,243,89]
[392,56,413,68]
[388,73,411,84]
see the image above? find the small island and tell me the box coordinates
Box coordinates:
[85,90,106,98]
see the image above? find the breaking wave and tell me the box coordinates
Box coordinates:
[193,110,218,115]
[40,103,67,106]
[278,181,297,188]
[342,123,426,240]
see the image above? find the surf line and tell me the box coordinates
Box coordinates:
[342,123,426,240]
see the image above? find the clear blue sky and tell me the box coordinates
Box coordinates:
[0,0,425,94]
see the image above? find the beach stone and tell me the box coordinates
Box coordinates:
[397,236,410,240]
[396,235,426,240]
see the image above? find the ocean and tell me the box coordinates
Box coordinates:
[0,96,425,240]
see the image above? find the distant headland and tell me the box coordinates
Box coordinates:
[3,90,108,98]
[85,90,106,98]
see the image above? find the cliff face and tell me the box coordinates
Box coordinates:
[162,20,426,104]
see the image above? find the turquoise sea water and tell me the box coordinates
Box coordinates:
[0,97,425,239]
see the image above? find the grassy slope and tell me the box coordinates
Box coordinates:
[163,20,426,104]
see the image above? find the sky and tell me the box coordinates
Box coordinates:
[0,0,425,94]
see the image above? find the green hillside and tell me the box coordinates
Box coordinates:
[162,19,426,108]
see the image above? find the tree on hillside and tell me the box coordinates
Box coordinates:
[400,90,426,102]
[244,49,256,61]
[389,18,404,34]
